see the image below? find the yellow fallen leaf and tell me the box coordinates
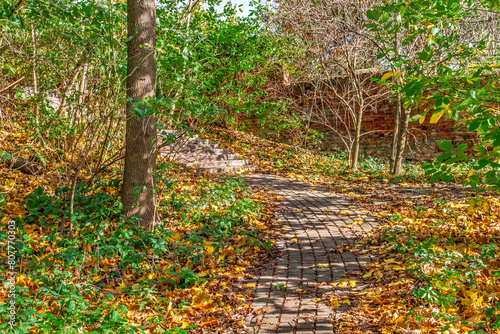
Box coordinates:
[255,223,268,230]
[363,269,374,279]
[330,279,357,288]
[92,275,105,283]
[330,298,340,308]
[294,289,308,294]
[191,289,213,309]
[204,245,215,255]
[339,321,357,328]
[116,282,127,292]
[168,233,182,242]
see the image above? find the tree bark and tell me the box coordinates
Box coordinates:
[389,99,401,172]
[122,0,158,229]
[31,25,39,125]
[392,105,410,175]
[351,106,363,172]
[389,28,401,173]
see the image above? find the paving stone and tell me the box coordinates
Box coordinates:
[242,175,377,333]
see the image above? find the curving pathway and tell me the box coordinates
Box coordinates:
[241,174,378,334]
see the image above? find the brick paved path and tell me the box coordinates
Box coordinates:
[243,175,378,334]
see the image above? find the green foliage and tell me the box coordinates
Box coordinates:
[422,140,470,183]
[154,0,290,132]
[366,0,500,190]
[1,0,289,179]
[0,174,266,332]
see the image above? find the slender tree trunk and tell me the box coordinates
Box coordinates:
[78,63,88,105]
[31,25,39,125]
[351,107,363,172]
[390,99,401,171]
[122,0,158,229]
[57,64,83,117]
[389,28,401,173]
[392,106,410,175]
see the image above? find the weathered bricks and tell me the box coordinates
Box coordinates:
[242,175,377,334]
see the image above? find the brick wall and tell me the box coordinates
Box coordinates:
[242,78,480,161]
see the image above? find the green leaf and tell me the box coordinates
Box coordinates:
[488,0,500,9]
[482,120,490,133]
[474,145,487,155]
[442,174,453,183]
[445,157,457,165]
[111,310,120,322]
[438,140,453,151]
[458,98,474,109]
[468,119,481,132]
[379,12,390,24]
[454,143,467,154]
[477,159,490,169]
[422,162,433,170]
[409,114,422,122]
[429,171,443,183]
[436,152,453,163]
[118,304,128,314]
[367,9,382,21]
[0,151,12,161]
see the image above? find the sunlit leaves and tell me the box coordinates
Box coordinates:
[358,194,500,332]
[367,0,500,190]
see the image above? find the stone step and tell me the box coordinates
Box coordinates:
[176,153,241,161]
[185,164,258,174]
[161,142,219,152]
[160,132,254,174]
[160,148,229,156]
[183,159,250,168]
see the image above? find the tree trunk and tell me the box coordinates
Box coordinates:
[351,107,363,171]
[389,99,401,172]
[122,0,158,229]
[31,25,39,125]
[390,29,401,172]
[392,106,410,175]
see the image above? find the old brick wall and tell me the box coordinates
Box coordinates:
[242,78,479,161]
